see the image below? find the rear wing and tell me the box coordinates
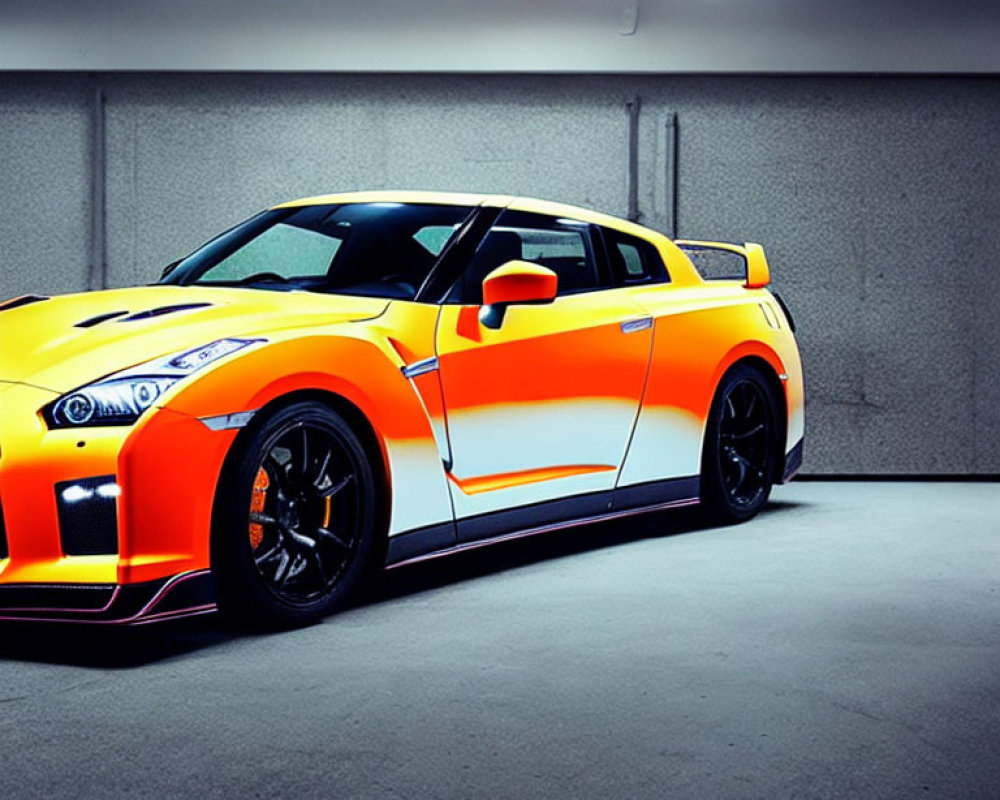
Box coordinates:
[674,240,770,289]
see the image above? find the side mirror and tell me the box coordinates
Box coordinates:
[480,261,557,329]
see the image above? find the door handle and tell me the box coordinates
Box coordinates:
[620,317,652,334]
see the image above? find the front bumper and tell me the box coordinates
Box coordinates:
[0,380,237,621]
[0,569,215,625]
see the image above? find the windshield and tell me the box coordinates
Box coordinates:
[161,202,475,299]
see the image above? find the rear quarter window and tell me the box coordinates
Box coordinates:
[601,228,669,285]
[617,243,645,277]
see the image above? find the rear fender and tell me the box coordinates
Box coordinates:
[618,292,797,488]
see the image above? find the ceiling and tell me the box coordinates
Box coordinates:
[1,0,998,73]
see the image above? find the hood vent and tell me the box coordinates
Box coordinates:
[0,294,48,312]
[76,310,130,328]
[117,303,212,322]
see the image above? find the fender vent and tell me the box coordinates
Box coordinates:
[76,310,130,327]
[117,303,212,322]
[772,292,797,333]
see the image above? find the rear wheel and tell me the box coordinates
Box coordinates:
[212,401,377,627]
[700,364,780,524]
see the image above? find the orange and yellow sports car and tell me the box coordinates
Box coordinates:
[0,191,803,626]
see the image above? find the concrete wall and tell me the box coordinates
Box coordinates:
[1,73,998,474]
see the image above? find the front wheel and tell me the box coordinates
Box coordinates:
[700,364,780,525]
[212,401,378,627]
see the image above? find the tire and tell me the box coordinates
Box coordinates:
[212,401,378,628]
[699,363,780,525]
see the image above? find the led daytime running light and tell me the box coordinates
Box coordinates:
[169,339,257,372]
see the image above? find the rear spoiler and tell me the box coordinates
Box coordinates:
[674,240,770,289]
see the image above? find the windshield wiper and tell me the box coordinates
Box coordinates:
[233,272,291,285]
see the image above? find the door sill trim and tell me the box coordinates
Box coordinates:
[386,493,699,570]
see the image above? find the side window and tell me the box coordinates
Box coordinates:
[602,228,670,285]
[448,211,602,304]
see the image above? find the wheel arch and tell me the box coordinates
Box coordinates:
[210,388,392,571]
[176,334,453,549]
[710,352,788,485]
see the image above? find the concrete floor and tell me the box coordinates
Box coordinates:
[0,481,997,799]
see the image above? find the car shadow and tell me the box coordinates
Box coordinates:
[0,615,236,669]
[363,498,809,606]
[0,498,809,667]
[363,505,707,606]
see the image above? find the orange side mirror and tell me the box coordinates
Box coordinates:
[482,261,558,307]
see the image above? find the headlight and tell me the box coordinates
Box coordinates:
[46,338,262,428]
[53,376,179,426]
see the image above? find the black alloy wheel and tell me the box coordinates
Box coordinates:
[212,401,378,627]
[700,364,780,524]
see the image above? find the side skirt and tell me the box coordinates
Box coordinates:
[385,476,699,569]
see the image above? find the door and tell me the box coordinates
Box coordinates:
[433,210,653,538]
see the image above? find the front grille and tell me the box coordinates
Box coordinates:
[0,584,116,611]
[55,476,119,555]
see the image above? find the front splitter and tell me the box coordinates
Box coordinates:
[0,569,215,625]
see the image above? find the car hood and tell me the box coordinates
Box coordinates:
[0,285,388,394]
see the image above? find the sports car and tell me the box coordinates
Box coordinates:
[0,191,803,626]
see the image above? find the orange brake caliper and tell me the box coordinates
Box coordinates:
[249,467,270,550]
